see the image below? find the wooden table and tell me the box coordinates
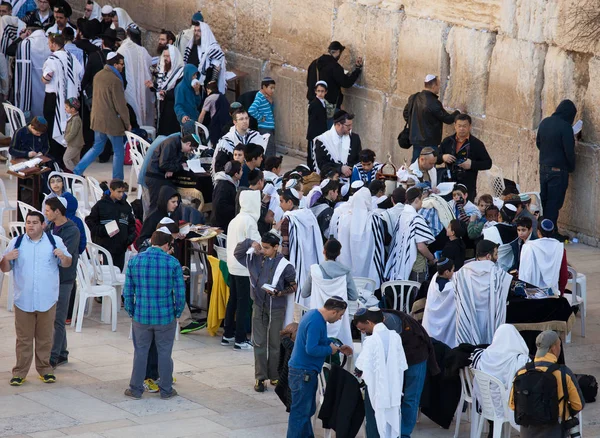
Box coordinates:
[226,68,249,101]
[8,156,52,214]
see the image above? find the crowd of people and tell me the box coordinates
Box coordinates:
[0,2,588,437]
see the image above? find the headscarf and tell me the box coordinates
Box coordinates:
[111,8,134,30]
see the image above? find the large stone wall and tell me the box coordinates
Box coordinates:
[78,0,600,242]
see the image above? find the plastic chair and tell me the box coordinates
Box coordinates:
[125,130,151,157]
[313,362,332,438]
[471,369,520,438]
[73,258,118,332]
[0,178,17,225]
[47,171,91,215]
[8,221,26,238]
[16,201,40,221]
[381,280,421,313]
[127,147,144,199]
[454,367,478,438]
[485,165,505,199]
[565,266,586,342]
[87,242,125,298]
[3,102,26,136]
[86,176,104,204]
[353,277,376,293]
[194,122,210,147]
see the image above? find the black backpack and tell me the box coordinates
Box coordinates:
[14,231,56,250]
[575,374,598,403]
[513,362,564,426]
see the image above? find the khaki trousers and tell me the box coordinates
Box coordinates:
[13,304,57,378]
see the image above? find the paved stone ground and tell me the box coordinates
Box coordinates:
[0,158,598,437]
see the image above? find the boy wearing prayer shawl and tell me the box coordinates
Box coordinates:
[448,184,480,224]
[482,204,519,272]
[354,308,408,438]
[385,187,436,283]
[422,257,457,348]
[351,148,381,184]
[510,216,536,271]
[234,231,297,393]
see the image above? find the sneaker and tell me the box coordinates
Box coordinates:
[65,318,72,325]
[180,321,206,334]
[50,356,68,369]
[254,380,265,393]
[124,388,141,399]
[161,388,178,400]
[9,377,25,386]
[234,340,254,351]
[156,377,177,384]
[270,379,279,386]
[143,378,159,393]
[39,374,56,383]
[221,336,235,346]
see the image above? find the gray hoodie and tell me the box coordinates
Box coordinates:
[301,259,358,301]
[49,219,80,284]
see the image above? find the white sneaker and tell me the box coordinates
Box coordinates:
[234,340,254,351]
[221,336,235,346]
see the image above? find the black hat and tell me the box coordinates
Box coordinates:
[333,109,354,124]
[328,41,345,51]
[53,1,72,17]
[476,239,499,258]
[99,28,121,42]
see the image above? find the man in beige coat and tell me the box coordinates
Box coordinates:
[74,52,130,180]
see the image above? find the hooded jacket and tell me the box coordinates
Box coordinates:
[174,64,202,123]
[306,54,362,107]
[210,171,238,231]
[536,99,577,172]
[136,185,182,248]
[226,190,261,276]
[64,192,87,254]
[301,259,358,301]
[85,193,136,255]
[49,218,80,284]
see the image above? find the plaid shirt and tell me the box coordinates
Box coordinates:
[124,247,186,325]
[419,207,443,236]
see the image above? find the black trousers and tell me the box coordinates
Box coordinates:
[44,92,66,169]
[223,274,251,343]
[540,165,569,228]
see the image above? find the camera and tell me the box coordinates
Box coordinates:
[562,416,580,438]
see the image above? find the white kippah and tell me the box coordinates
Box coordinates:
[504,203,517,212]
[340,183,350,197]
[289,187,300,200]
[367,306,381,312]
[425,74,436,82]
[319,178,331,189]
[156,227,171,235]
[351,180,364,189]
[106,51,118,61]
[57,196,67,209]
[285,179,299,190]
[101,5,113,14]
[159,217,175,224]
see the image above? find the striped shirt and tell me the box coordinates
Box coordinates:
[248,91,275,130]
[124,247,186,325]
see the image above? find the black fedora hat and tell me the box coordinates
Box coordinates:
[98,28,121,42]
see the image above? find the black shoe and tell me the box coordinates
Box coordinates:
[50,356,68,369]
[180,321,206,334]
[254,380,265,393]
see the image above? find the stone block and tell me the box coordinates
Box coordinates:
[486,36,547,129]
[444,27,495,116]
[234,0,271,59]
[403,0,502,31]
[501,0,559,43]
[548,0,600,54]
[382,93,413,166]
[396,17,448,96]
[582,57,600,144]
[181,0,236,51]
[225,53,264,97]
[341,87,386,157]
[270,0,335,68]
[541,47,590,121]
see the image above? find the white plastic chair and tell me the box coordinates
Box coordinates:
[127,147,144,199]
[381,280,421,313]
[194,122,210,147]
[471,369,520,438]
[3,102,25,136]
[16,201,40,221]
[0,178,17,225]
[565,266,586,342]
[73,258,118,332]
[125,130,151,157]
[485,165,505,199]
[353,277,376,293]
[8,221,26,238]
[86,176,104,204]
[87,242,125,298]
[47,171,91,215]
[454,367,479,438]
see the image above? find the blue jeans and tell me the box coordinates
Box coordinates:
[287,367,318,438]
[74,131,125,180]
[364,360,428,438]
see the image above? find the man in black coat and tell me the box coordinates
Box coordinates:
[438,114,492,201]
[404,74,460,161]
[210,160,242,231]
[306,41,363,116]
[536,99,577,235]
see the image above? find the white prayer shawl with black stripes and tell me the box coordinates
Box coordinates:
[156,44,184,129]
[15,30,51,116]
[284,208,324,311]
[117,38,153,126]
[8,0,27,18]
[422,194,455,228]
[334,187,386,289]
[0,15,24,55]
[43,50,82,146]
[385,204,435,281]
[379,203,404,240]
[313,124,350,174]
[183,22,226,93]
[211,126,267,176]
[110,8,134,30]
[175,27,193,57]
[453,260,511,345]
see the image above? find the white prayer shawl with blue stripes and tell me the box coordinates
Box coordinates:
[453,260,512,345]
[384,204,435,281]
[15,30,50,117]
[43,50,82,146]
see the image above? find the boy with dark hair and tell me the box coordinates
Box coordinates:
[248,169,265,191]
[442,219,466,270]
[198,80,231,145]
[310,179,339,240]
[510,216,535,271]
[240,143,264,187]
[248,77,276,157]
[351,148,380,184]
[234,231,297,392]
[210,160,242,231]
[233,144,246,164]
[449,183,480,224]
[263,155,283,186]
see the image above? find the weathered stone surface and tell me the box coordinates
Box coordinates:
[382,94,413,167]
[270,0,334,68]
[194,0,236,51]
[541,47,590,120]
[548,0,600,54]
[582,57,600,144]
[501,0,559,43]
[395,17,448,96]
[234,0,271,59]
[444,27,495,116]
[342,87,386,157]
[486,36,547,129]
[403,0,502,31]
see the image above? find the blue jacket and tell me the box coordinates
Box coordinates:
[64,192,87,254]
[174,65,201,124]
[289,309,332,373]
[9,125,49,159]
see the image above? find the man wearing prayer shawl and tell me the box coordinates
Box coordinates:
[313,110,361,178]
[152,44,184,136]
[183,19,226,94]
[84,1,101,22]
[470,324,530,420]
[15,28,50,118]
[0,15,24,55]
[42,33,82,169]
[518,218,569,295]
[385,187,436,283]
[482,203,518,272]
[454,239,512,345]
[333,187,386,289]
[110,7,133,30]
[278,188,324,325]
[355,308,408,438]
[422,257,457,348]
[379,187,406,240]
[117,25,153,126]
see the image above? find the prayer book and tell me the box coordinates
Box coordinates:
[573,120,583,135]
[104,220,120,237]
[186,159,206,174]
